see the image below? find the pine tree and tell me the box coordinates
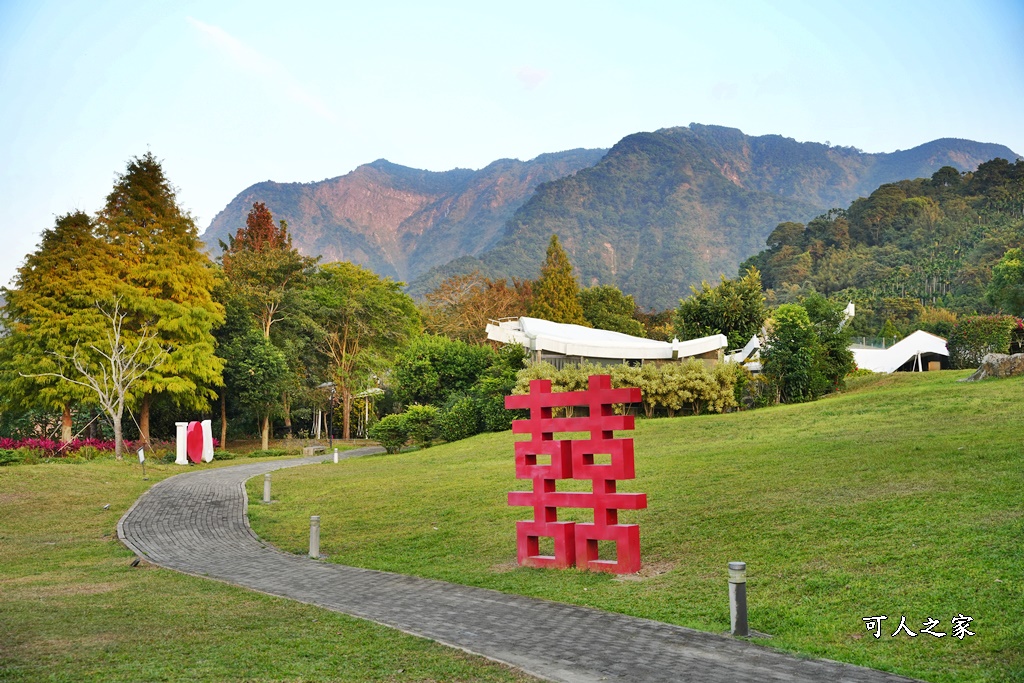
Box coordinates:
[529,234,588,325]
[95,153,224,444]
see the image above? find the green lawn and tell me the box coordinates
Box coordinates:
[0,455,536,682]
[247,371,1024,683]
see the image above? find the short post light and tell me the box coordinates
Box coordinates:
[263,473,271,504]
[728,561,748,637]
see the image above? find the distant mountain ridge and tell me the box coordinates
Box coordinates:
[202,150,607,281]
[202,124,1019,309]
[409,125,1020,308]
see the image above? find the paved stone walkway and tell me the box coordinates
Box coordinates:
[119,449,920,683]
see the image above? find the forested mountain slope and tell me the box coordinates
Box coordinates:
[410,125,1017,309]
[741,157,1024,334]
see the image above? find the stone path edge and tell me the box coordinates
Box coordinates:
[116,450,924,683]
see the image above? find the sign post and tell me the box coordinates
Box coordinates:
[138,448,147,480]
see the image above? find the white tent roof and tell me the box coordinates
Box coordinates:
[485,316,727,361]
[851,330,948,373]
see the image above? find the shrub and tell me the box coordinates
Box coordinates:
[0,449,22,466]
[437,397,482,443]
[213,450,239,460]
[368,414,408,454]
[248,448,292,458]
[947,315,1021,369]
[403,405,440,449]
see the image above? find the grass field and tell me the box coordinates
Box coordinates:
[247,371,1024,683]
[0,449,536,681]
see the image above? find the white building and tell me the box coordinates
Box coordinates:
[485,317,728,368]
[850,330,949,373]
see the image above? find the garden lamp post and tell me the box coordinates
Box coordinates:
[318,381,337,450]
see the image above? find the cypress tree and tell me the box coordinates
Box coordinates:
[529,234,588,325]
[0,212,114,442]
[95,153,224,444]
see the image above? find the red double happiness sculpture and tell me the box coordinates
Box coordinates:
[505,374,647,574]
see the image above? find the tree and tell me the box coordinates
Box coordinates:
[393,334,496,407]
[220,202,315,339]
[986,248,1024,316]
[579,285,645,336]
[219,202,318,440]
[221,327,289,449]
[24,300,167,459]
[95,153,224,444]
[674,268,766,349]
[529,235,587,324]
[0,212,113,443]
[310,262,419,439]
[761,304,820,404]
[801,293,855,393]
[422,271,531,343]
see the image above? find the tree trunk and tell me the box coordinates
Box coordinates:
[139,393,151,447]
[220,391,227,449]
[113,413,124,461]
[342,389,352,440]
[61,405,73,444]
[261,413,270,451]
[282,391,292,438]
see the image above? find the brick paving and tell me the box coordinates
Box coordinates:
[118,449,920,683]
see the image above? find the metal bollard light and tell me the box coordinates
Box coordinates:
[728,561,748,637]
[333,448,338,464]
[309,515,321,558]
[263,473,271,503]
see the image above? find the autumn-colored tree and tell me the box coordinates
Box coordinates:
[310,262,420,439]
[95,153,224,444]
[528,235,587,325]
[220,202,315,339]
[0,212,114,443]
[423,271,531,343]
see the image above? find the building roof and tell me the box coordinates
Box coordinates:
[485,316,728,361]
[851,330,949,373]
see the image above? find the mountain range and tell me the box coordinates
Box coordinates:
[202,124,1019,310]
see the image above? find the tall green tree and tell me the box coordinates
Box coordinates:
[674,267,766,349]
[579,285,645,336]
[761,303,820,404]
[310,262,420,439]
[801,293,855,393]
[529,235,587,325]
[221,327,289,449]
[986,247,1024,316]
[393,334,496,407]
[0,212,113,442]
[95,153,224,443]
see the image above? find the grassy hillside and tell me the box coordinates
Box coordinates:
[0,455,535,682]
[248,371,1024,683]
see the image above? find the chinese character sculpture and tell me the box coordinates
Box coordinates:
[505,374,647,574]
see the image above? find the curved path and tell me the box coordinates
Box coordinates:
[119,450,918,683]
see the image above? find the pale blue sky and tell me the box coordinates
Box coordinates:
[2,0,1022,288]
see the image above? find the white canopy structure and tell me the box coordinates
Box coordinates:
[851,330,949,373]
[485,317,727,364]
